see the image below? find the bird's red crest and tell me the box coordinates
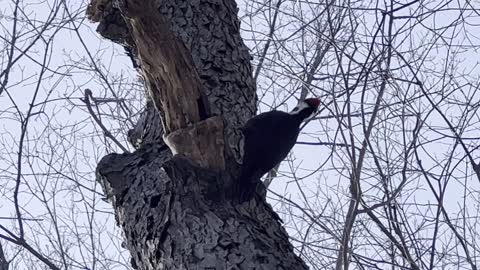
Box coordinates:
[304,98,320,108]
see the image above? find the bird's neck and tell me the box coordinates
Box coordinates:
[291,108,315,123]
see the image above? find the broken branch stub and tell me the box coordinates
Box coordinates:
[163,116,225,170]
[117,0,225,169]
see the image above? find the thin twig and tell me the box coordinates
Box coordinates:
[83,89,129,153]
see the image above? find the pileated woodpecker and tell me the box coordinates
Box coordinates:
[237,98,320,202]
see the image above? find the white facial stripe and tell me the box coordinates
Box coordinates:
[289,101,310,115]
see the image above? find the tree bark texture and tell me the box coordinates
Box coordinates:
[88,0,308,269]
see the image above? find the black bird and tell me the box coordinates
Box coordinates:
[237,98,320,202]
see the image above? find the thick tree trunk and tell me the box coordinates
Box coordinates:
[88,0,308,269]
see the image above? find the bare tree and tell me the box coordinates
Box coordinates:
[1,0,480,269]
[0,0,136,269]
[241,1,480,269]
[84,0,309,268]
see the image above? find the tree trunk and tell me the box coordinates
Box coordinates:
[87,0,308,269]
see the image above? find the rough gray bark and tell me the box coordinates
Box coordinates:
[88,0,308,269]
[97,152,307,269]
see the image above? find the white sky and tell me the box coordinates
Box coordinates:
[1,0,480,269]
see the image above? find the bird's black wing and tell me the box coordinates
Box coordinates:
[237,111,299,202]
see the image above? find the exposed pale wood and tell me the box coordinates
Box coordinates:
[164,116,225,169]
[123,1,202,132]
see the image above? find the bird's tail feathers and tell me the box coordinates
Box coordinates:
[234,174,261,203]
